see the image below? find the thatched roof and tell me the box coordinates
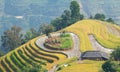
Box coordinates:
[81,51,109,59]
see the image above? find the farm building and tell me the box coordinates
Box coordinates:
[81,51,109,60]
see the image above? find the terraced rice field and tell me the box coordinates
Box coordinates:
[58,60,104,72]
[64,19,120,52]
[0,36,67,72]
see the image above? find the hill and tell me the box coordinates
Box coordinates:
[0,19,120,72]
[64,19,120,52]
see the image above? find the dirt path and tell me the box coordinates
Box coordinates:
[35,33,81,72]
[89,35,113,54]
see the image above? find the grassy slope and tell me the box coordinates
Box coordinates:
[64,19,120,52]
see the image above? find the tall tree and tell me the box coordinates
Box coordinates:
[1,25,22,51]
[70,1,83,23]
[61,10,71,27]
[51,18,63,31]
[38,24,55,36]
[111,47,120,63]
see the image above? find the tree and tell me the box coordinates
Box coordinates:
[89,15,93,19]
[51,1,84,31]
[94,13,106,21]
[51,18,62,31]
[111,47,120,63]
[106,18,115,23]
[70,1,84,23]
[102,61,117,72]
[1,25,22,51]
[38,24,55,37]
[61,10,71,27]
[0,50,4,57]
[22,28,38,44]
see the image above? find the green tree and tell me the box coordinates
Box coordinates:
[94,13,106,21]
[38,24,55,37]
[102,61,117,72]
[0,50,4,57]
[89,15,93,19]
[22,28,38,44]
[70,1,84,23]
[51,18,62,31]
[106,18,115,23]
[61,10,71,27]
[111,47,120,63]
[1,25,22,51]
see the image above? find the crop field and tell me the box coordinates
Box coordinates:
[64,19,120,52]
[0,36,67,71]
[59,60,104,72]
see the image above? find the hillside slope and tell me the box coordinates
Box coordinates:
[0,19,120,72]
[0,36,67,72]
[64,19,120,52]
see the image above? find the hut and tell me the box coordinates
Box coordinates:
[81,51,109,60]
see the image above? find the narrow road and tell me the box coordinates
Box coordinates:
[89,35,113,54]
[35,33,81,72]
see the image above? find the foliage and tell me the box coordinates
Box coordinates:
[70,1,84,24]
[61,10,71,28]
[1,25,22,51]
[0,50,4,57]
[38,24,55,36]
[111,47,120,61]
[106,18,115,23]
[51,1,84,31]
[51,18,63,31]
[22,28,38,44]
[102,61,119,72]
[94,13,106,21]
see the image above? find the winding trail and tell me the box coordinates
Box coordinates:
[89,35,113,54]
[35,33,81,72]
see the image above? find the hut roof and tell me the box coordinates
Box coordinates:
[81,51,109,59]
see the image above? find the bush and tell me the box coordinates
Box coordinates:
[102,61,118,72]
[111,47,120,61]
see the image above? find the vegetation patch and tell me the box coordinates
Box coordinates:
[44,33,73,50]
